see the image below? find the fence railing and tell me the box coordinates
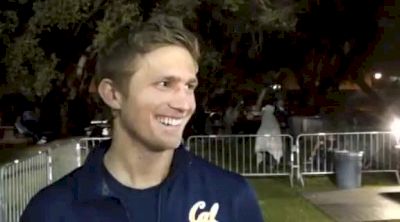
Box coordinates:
[0,132,400,221]
[186,134,296,185]
[295,132,400,186]
[76,137,110,166]
[0,137,84,222]
[0,151,50,222]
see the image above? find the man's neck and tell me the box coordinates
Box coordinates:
[103,132,174,190]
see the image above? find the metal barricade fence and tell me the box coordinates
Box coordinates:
[0,151,50,222]
[186,134,296,185]
[1,132,400,221]
[296,132,400,186]
[0,137,109,222]
[48,138,80,182]
[77,137,110,166]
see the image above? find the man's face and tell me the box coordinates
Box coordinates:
[118,45,198,151]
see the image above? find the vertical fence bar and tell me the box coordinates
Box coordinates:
[12,163,16,222]
[241,136,245,174]
[248,136,252,174]
[229,137,233,171]
[235,137,239,173]
[0,167,4,222]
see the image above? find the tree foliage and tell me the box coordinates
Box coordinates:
[290,0,392,111]
[0,0,299,101]
[1,0,141,98]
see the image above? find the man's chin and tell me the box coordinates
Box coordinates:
[164,139,182,150]
[149,138,182,152]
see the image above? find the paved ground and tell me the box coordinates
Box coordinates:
[303,186,400,222]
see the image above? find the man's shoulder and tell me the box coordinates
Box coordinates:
[21,167,83,220]
[37,167,82,199]
[189,154,248,187]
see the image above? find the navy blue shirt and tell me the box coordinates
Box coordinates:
[103,162,160,222]
[21,141,264,222]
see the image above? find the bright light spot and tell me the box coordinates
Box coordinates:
[374,72,382,80]
[272,84,281,90]
[390,118,400,133]
[102,128,110,136]
[390,118,400,148]
[14,159,19,164]
[90,120,108,124]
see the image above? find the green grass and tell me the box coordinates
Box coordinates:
[249,177,335,222]
[249,173,399,222]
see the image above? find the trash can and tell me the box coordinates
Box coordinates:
[334,150,364,189]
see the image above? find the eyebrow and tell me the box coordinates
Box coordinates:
[162,75,198,85]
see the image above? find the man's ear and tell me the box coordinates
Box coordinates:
[97,78,123,110]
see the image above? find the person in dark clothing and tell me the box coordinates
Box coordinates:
[67,93,91,136]
[39,79,63,138]
[21,15,264,222]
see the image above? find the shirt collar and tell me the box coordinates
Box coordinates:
[75,140,192,202]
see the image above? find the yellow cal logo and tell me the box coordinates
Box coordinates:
[188,201,219,222]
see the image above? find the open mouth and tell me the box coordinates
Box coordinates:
[156,116,183,127]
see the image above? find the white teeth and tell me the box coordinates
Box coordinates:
[157,117,182,126]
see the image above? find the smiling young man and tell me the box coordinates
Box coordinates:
[21,15,264,222]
